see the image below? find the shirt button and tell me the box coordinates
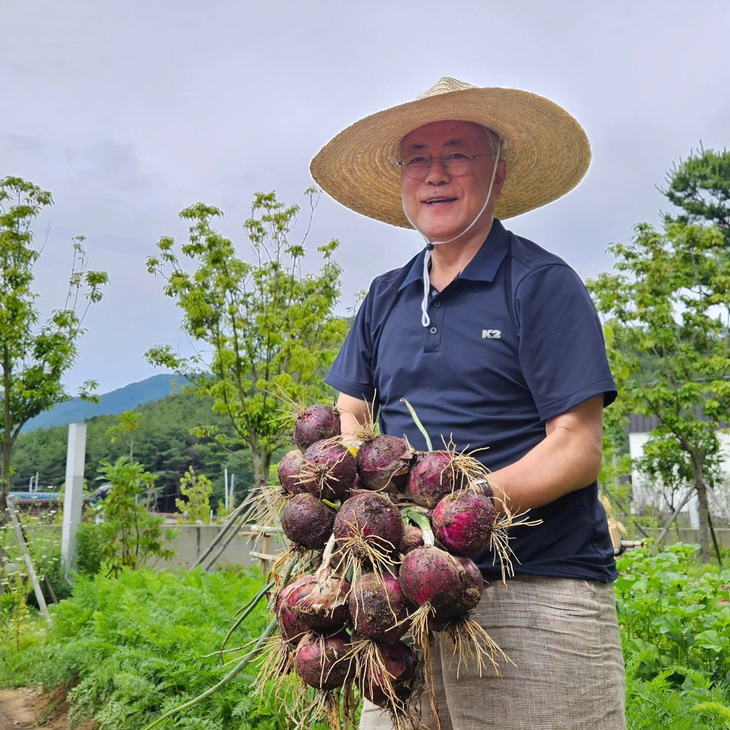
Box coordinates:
[433,301,441,308]
[429,326,438,334]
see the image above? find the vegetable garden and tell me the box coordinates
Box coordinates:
[1,543,730,728]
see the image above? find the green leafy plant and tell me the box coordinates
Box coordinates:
[176,466,213,524]
[0,509,68,648]
[617,544,730,728]
[0,567,293,728]
[589,216,730,563]
[617,543,730,683]
[107,409,143,463]
[95,457,177,574]
[75,519,104,577]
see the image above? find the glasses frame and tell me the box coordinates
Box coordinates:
[397,151,497,180]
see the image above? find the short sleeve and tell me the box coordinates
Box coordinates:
[515,264,617,422]
[325,289,376,401]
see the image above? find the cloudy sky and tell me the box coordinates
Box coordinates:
[2,0,729,394]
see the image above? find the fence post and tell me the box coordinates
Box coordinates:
[61,423,87,580]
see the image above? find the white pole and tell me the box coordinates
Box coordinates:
[224,467,229,511]
[61,423,87,580]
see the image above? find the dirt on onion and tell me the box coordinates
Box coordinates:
[356,434,414,492]
[406,451,462,508]
[355,640,419,708]
[430,556,484,630]
[334,492,405,556]
[398,524,424,555]
[289,574,350,631]
[294,631,352,690]
[278,449,308,495]
[281,493,335,550]
[275,578,316,644]
[349,572,410,643]
[398,545,466,617]
[294,405,341,452]
[300,440,357,500]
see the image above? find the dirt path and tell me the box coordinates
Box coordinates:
[0,687,93,729]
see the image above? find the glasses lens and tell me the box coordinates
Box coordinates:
[400,152,475,179]
[402,154,430,180]
[443,152,472,176]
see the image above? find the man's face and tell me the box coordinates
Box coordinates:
[400,120,506,243]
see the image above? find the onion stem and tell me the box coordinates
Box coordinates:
[402,509,435,546]
[220,578,275,660]
[400,398,433,452]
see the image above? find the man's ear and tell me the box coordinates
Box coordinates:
[494,159,508,197]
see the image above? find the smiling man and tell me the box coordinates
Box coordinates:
[311,78,626,729]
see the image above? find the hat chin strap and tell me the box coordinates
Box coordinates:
[402,147,502,327]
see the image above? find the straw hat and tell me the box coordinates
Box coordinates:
[310,77,591,226]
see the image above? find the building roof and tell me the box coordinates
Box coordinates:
[628,413,730,433]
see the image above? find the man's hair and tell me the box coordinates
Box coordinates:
[480,125,504,156]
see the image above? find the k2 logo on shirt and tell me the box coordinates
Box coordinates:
[482,329,502,339]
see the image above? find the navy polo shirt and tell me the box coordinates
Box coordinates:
[326,219,618,583]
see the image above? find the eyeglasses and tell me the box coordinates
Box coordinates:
[398,151,496,180]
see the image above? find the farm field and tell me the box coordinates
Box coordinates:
[1,543,729,728]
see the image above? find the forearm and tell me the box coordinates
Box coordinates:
[488,395,604,513]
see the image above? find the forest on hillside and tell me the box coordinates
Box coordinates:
[10,390,275,512]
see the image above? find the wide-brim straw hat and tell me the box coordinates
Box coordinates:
[310,77,591,226]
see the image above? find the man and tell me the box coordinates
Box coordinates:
[310,78,626,729]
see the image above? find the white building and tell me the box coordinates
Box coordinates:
[627,414,730,529]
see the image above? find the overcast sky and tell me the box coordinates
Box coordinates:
[2,0,729,394]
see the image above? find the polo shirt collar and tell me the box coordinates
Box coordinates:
[398,219,511,292]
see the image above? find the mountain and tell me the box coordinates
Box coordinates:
[23,374,188,432]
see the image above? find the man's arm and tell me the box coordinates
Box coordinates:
[488,394,604,513]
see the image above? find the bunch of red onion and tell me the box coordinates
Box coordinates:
[262,403,516,727]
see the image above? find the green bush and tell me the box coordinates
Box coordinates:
[0,567,287,729]
[75,519,104,577]
[617,543,730,728]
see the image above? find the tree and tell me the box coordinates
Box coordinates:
[0,177,108,512]
[146,190,348,491]
[107,409,142,462]
[661,146,730,242]
[95,457,176,575]
[588,218,730,562]
[175,466,213,523]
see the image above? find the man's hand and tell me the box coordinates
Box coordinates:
[336,393,372,436]
[488,394,604,513]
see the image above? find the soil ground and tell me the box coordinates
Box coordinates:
[0,687,94,729]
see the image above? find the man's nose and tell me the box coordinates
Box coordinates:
[424,156,449,184]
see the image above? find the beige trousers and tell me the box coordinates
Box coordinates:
[359,575,626,730]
